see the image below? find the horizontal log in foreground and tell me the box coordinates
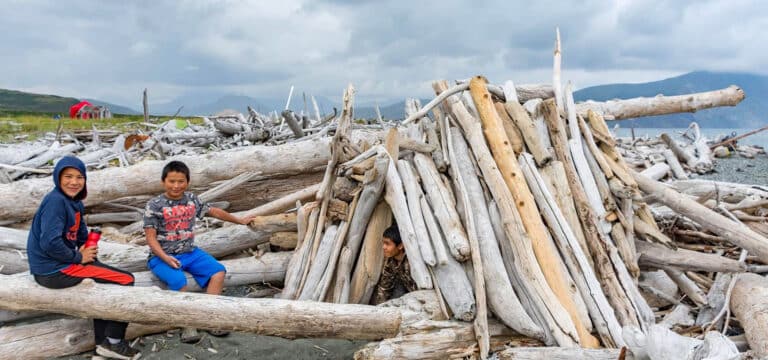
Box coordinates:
[0,274,402,341]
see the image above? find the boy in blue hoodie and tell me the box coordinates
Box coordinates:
[27,156,141,360]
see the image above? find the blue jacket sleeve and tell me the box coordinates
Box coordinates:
[38,200,83,264]
[77,204,88,247]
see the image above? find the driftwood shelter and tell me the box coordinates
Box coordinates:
[1,33,768,359]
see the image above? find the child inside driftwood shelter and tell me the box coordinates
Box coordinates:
[143,160,255,343]
[371,224,417,305]
[27,156,142,360]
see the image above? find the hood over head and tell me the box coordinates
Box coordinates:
[53,156,87,201]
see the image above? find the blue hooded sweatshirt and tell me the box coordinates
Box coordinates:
[26,156,89,275]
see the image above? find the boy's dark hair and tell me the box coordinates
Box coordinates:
[383,225,402,245]
[162,161,190,181]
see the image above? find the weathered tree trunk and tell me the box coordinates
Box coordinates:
[496,347,631,360]
[346,153,388,262]
[413,153,470,261]
[349,202,391,305]
[633,171,768,263]
[397,160,437,266]
[730,273,768,357]
[662,149,688,179]
[641,163,671,181]
[354,319,542,360]
[0,137,338,222]
[469,76,596,348]
[636,240,746,273]
[504,99,552,166]
[435,80,576,347]
[449,129,544,340]
[0,274,403,340]
[576,86,745,120]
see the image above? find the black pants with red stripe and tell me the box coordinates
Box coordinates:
[34,261,135,344]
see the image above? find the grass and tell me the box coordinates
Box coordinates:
[0,111,202,142]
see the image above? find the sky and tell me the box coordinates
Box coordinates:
[2,0,766,110]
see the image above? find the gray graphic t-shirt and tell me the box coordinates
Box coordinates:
[143,192,209,255]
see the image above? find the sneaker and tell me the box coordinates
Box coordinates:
[95,340,141,360]
[180,327,201,343]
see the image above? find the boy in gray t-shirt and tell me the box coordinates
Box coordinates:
[143,160,255,342]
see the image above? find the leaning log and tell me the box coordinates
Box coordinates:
[633,171,768,263]
[730,273,768,357]
[469,76,596,347]
[576,86,745,121]
[0,274,403,340]
[635,240,746,273]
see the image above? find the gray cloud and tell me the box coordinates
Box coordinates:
[1,0,765,109]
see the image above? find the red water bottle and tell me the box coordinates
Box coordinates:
[85,227,101,248]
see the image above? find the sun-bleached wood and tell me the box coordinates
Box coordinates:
[634,171,768,263]
[519,153,624,347]
[397,160,436,266]
[662,267,708,306]
[0,137,337,222]
[504,99,552,166]
[0,274,403,340]
[576,85,745,121]
[730,273,768,357]
[662,149,688,179]
[349,202,391,305]
[496,347,631,360]
[469,76,595,347]
[449,129,544,340]
[434,80,576,347]
[412,153,470,261]
[636,240,746,273]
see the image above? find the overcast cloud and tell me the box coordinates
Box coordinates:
[2,0,765,109]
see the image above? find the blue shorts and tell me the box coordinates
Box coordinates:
[148,248,226,291]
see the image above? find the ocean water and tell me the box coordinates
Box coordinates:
[611,127,768,149]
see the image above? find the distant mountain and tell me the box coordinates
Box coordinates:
[573,71,768,128]
[0,88,139,115]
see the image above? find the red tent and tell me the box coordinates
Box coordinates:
[69,100,93,119]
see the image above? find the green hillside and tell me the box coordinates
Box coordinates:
[0,89,139,115]
[0,89,80,113]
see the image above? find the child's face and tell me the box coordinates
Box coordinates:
[59,167,85,198]
[382,236,404,258]
[162,171,189,199]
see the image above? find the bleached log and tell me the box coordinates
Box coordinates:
[349,202,391,305]
[687,122,714,172]
[0,249,27,274]
[0,274,403,340]
[539,163,592,269]
[696,273,732,327]
[354,318,542,360]
[413,153,470,261]
[671,180,768,203]
[542,99,642,330]
[504,98,552,166]
[640,163,671,181]
[576,85,745,120]
[519,153,624,347]
[10,142,82,179]
[633,171,768,263]
[636,240,746,273]
[0,227,26,249]
[730,273,768,357]
[662,149,688,179]
[397,160,436,266]
[281,208,318,299]
[420,197,449,266]
[663,267,708,306]
[281,110,305,138]
[83,211,142,224]
[0,143,47,165]
[333,246,352,303]
[660,133,695,168]
[496,347,631,360]
[0,318,169,359]
[0,137,342,222]
[639,270,679,308]
[470,76,595,347]
[435,80,576,347]
[449,129,543,340]
[298,224,339,301]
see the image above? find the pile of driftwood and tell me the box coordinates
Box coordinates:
[608,123,766,182]
[3,41,768,360]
